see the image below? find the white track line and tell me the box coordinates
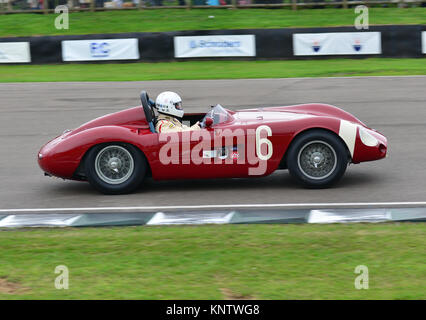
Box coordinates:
[1,202,426,214]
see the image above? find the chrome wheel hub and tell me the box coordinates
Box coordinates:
[311,152,324,168]
[297,140,337,180]
[108,157,121,172]
[95,146,134,185]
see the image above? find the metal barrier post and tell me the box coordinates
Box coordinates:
[7,0,12,11]
[90,0,95,11]
[186,0,191,9]
[343,0,348,9]
[291,0,297,10]
[232,0,237,8]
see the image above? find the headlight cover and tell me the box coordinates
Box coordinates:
[359,127,378,147]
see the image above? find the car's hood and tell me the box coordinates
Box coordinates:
[236,103,367,127]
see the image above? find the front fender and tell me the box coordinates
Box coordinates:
[286,117,387,164]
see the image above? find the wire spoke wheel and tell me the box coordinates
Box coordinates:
[297,140,337,180]
[94,145,134,185]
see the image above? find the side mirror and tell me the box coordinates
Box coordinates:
[204,117,214,128]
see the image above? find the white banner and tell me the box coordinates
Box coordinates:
[293,32,381,56]
[422,31,426,54]
[174,35,256,58]
[62,38,139,61]
[0,42,31,63]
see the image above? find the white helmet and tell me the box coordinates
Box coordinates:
[155,91,184,118]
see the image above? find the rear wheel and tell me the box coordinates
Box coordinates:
[85,143,146,194]
[286,130,349,188]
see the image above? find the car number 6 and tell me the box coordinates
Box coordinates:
[256,125,273,161]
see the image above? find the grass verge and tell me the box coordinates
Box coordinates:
[0,223,424,299]
[0,8,425,37]
[0,58,425,82]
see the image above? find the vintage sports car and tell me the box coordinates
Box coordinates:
[38,91,387,194]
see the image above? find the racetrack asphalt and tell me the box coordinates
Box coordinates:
[0,76,425,210]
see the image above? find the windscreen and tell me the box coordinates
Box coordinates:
[203,104,232,126]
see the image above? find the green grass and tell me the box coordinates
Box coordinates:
[0,58,425,82]
[0,223,424,299]
[0,8,425,37]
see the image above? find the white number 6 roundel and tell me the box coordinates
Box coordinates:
[255,125,273,161]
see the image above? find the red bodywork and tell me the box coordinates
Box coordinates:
[38,104,387,181]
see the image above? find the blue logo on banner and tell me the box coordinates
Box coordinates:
[312,41,321,52]
[90,42,110,57]
[353,39,362,52]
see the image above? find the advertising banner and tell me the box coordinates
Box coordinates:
[293,32,381,56]
[62,38,139,61]
[174,35,256,58]
[422,31,426,54]
[0,42,31,63]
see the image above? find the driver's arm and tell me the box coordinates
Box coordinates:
[156,120,183,132]
[157,120,200,133]
[189,121,201,130]
[180,121,200,131]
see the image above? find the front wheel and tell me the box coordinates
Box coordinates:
[286,130,349,188]
[84,143,146,194]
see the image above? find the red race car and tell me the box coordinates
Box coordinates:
[38,91,387,194]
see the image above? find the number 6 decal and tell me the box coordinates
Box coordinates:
[255,125,273,161]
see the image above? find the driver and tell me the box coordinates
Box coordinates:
[155,91,201,133]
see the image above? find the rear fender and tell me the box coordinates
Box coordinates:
[39,126,156,179]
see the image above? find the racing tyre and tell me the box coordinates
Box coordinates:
[84,143,147,194]
[286,130,349,188]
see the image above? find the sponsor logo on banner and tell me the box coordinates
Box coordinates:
[174,35,256,58]
[422,31,426,54]
[62,38,139,61]
[293,32,381,56]
[312,40,321,53]
[0,42,31,63]
[353,39,362,52]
